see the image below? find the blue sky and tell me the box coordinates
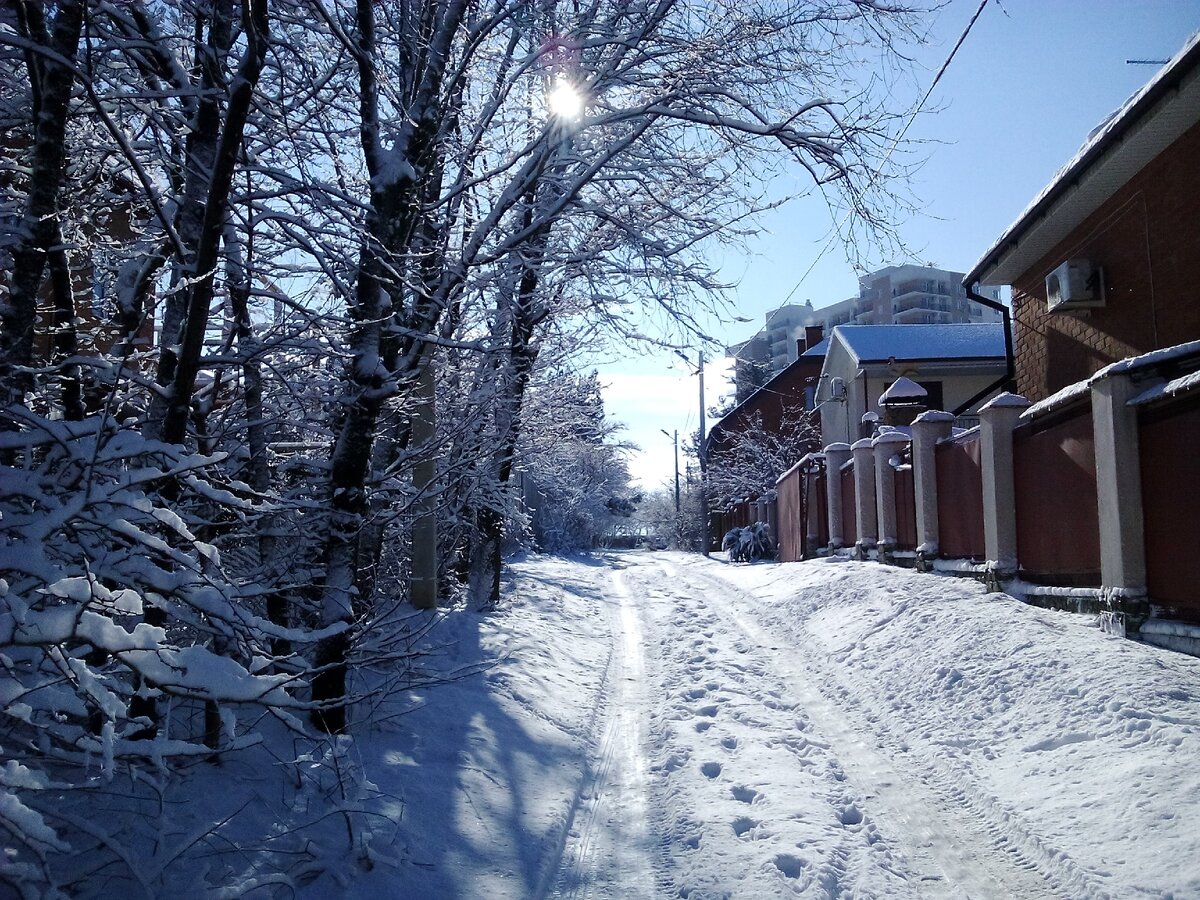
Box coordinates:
[600,0,1200,490]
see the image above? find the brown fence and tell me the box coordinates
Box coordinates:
[935,433,985,559]
[807,467,829,554]
[894,465,917,551]
[1140,394,1200,622]
[1013,407,1101,584]
[840,462,856,547]
[776,466,803,563]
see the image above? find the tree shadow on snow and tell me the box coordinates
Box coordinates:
[349,568,611,898]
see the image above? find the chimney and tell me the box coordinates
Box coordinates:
[796,337,805,356]
[804,325,824,351]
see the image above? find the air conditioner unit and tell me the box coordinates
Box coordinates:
[1045,259,1104,312]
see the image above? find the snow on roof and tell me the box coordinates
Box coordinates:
[801,338,829,357]
[969,31,1200,286]
[831,324,1006,364]
[878,376,927,403]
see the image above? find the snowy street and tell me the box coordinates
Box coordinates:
[335,552,1200,899]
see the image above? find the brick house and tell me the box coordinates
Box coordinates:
[957,36,1200,650]
[705,332,826,540]
[968,34,1200,402]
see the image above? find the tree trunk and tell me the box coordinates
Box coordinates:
[146,0,270,446]
[0,1,84,412]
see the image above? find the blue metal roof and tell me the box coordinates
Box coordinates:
[832,323,1006,364]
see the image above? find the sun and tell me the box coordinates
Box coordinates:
[547,78,584,120]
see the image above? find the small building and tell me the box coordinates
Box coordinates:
[708,336,826,461]
[815,323,1008,448]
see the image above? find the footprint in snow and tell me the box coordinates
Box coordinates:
[694,721,712,733]
[701,761,722,779]
[697,704,719,718]
[839,804,863,826]
[732,816,757,837]
[721,736,737,750]
[773,854,806,879]
[730,785,758,804]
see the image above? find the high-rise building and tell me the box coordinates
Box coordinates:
[727,264,1004,385]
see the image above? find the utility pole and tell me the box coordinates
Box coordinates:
[662,428,681,547]
[661,428,680,514]
[698,351,709,556]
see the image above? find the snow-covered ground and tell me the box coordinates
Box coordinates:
[307,550,1200,899]
[39,551,1200,897]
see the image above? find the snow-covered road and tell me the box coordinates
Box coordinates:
[335,551,1200,899]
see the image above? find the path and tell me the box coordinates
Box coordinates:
[546,552,1074,898]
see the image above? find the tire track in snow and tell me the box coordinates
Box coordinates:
[662,557,1107,899]
[547,567,660,899]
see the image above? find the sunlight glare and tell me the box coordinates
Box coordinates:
[547,78,584,119]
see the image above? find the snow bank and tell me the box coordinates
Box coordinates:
[707,557,1200,898]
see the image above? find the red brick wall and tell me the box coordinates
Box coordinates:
[708,356,823,454]
[1011,119,1200,402]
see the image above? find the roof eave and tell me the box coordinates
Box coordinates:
[967,33,1200,287]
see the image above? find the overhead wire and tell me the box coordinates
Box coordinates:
[778,0,993,306]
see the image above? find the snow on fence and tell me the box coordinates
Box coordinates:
[763,341,1200,653]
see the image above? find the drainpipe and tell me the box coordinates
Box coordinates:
[953,284,1016,416]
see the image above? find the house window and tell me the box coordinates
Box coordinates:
[917,380,944,411]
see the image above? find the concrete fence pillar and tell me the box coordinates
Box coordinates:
[911,411,955,559]
[1091,370,1147,607]
[823,443,852,549]
[978,392,1030,577]
[851,438,877,556]
[873,431,912,558]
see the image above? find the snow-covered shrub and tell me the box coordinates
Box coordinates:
[0,413,332,890]
[722,522,776,563]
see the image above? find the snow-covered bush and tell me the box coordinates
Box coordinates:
[722,522,776,563]
[0,414,333,890]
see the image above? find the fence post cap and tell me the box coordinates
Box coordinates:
[913,409,955,424]
[823,442,851,453]
[851,438,875,451]
[873,430,911,447]
[980,391,1031,412]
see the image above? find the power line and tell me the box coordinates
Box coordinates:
[779,0,992,306]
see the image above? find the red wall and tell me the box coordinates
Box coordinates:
[1013,409,1101,583]
[935,435,985,559]
[1010,120,1200,402]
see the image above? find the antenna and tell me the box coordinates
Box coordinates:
[1125,59,1169,66]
